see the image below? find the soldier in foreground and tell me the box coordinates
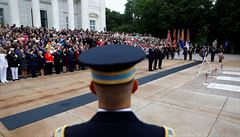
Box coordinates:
[53,45,175,137]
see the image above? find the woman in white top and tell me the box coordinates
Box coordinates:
[0,49,8,83]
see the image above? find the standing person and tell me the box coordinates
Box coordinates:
[177,42,182,60]
[164,46,169,59]
[53,48,62,74]
[209,46,216,62]
[170,46,175,60]
[38,51,45,76]
[153,46,159,70]
[44,48,54,75]
[147,45,155,71]
[193,44,198,61]
[79,46,86,70]
[0,49,8,83]
[62,48,68,73]
[53,45,175,137]
[200,46,208,61]
[175,46,179,60]
[158,46,164,69]
[19,49,28,79]
[6,49,20,81]
[218,45,224,62]
[67,48,75,72]
[183,46,188,60]
[74,46,80,71]
[28,49,38,78]
[188,46,193,61]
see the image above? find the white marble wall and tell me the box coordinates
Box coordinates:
[0,0,10,25]
[0,0,106,31]
[19,0,31,26]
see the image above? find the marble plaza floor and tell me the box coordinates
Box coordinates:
[0,54,239,137]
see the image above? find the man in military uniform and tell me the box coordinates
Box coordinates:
[147,44,156,71]
[53,45,175,137]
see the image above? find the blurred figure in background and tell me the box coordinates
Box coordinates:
[28,49,38,78]
[7,48,20,81]
[218,45,224,63]
[45,48,54,75]
[209,45,216,62]
[0,49,8,83]
[19,49,28,79]
[38,51,45,77]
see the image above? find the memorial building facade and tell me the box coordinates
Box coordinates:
[0,0,106,31]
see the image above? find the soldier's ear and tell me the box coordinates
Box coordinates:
[132,80,138,94]
[90,81,96,95]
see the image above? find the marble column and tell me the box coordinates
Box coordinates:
[68,0,75,30]
[32,0,41,27]
[100,0,106,31]
[8,0,20,27]
[52,0,60,30]
[81,0,89,30]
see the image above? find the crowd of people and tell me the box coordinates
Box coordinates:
[0,24,224,83]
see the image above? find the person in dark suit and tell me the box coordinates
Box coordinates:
[188,46,193,61]
[67,48,75,72]
[53,45,175,137]
[209,46,216,62]
[164,46,169,59]
[53,47,62,74]
[183,46,188,60]
[170,46,175,60]
[28,49,38,78]
[153,46,159,70]
[148,45,156,71]
[158,46,164,69]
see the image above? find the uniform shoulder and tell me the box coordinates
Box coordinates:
[163,126,176,137]
[53,123,88,137]
[64,123,90,137]
[53,125,68,137]
[140,122,176,137]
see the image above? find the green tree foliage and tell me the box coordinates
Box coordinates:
[106,8,125,31]
[127,0,213,41]
[106,0,240,53]
[209,0,240,53]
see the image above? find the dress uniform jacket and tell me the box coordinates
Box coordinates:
[54,112,175,137]
[147,48,156,71]
[6,53,20,67]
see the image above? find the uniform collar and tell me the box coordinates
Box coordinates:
[97,108,132,112]
[90,111,139,123]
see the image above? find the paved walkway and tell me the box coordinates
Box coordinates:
[0,54,239,137]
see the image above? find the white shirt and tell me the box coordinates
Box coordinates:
[97,108,132,112]
[0,53,8,68]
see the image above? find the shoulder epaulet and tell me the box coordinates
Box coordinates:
[54,125,68,137]
[163,126,176,137]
